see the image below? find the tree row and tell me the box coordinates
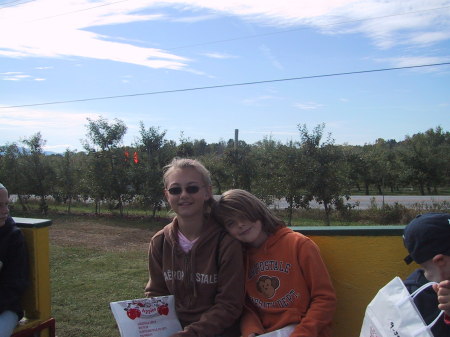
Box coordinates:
[0,117,448,225]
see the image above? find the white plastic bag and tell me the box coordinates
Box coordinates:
[110,295,182,337]
[258,324,296,337]
[359,277,443,337]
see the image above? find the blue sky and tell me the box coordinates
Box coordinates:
[1,0,449,153]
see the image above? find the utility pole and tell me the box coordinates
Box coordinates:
[233,129,239,188]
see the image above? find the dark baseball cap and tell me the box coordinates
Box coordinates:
[403,212,450,264]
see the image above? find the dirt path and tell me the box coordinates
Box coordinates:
[49,217,160,252]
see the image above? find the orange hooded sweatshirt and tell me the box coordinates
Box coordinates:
[241,227,337,337]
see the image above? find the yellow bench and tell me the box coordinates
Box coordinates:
[293,225,417,337]
[7,219,416,337]
[12,217,55,337]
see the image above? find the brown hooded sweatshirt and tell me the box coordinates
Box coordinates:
[145,216,244,337]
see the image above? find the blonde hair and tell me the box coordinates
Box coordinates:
[214,189,285,234]
[163,158,212,188]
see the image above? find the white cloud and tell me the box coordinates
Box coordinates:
[0,0,449,72]
[315,0,450,49]
[375,55,450,68]
[0,0,188,70]
[177,0,357,23]
[409,31,450,46]
[294,102,324,110]
[202,52,238,59]
[0,72,32,81]
[172,14,218,23]
[0,72,47,82]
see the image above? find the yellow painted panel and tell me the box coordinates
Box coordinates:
[19,226,52,337]
[308,235,417,337]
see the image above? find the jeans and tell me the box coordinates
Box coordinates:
[0,310,18,337]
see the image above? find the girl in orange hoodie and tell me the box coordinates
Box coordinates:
[213,189,337,337]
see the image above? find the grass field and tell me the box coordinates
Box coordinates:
[48,215,161,337]
[51,245,148,336]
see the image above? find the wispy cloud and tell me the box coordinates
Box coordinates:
[1,0,449,72]
[171,13,218,23]
[315,0,450,49]
[0,72,32,81]
[0,0,188,70]
[294,102,324,110]
[201,52,238,59]
[375,55,450,69]
[409,31,450,46]
[0,71,47,82]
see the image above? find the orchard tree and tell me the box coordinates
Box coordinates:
[132,123,173,217]
[53,149,85,213]
[252,137,284,205]
[400,127,450,194]
[200,153,230,195]
[224,139,256,191]
[298,124,350,225]
[21,132,55,215]
[0,143,29,210]
[82,116,128,215]
[361,139,401,198]
[279,140,309,224]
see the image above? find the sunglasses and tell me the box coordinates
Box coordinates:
[167,185,202,195]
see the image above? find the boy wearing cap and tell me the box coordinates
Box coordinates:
[403,212,450,336]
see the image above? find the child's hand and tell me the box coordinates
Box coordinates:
[433,280,450,315]
[247,334,256,337]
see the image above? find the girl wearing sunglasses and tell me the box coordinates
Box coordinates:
[145,158,244,337]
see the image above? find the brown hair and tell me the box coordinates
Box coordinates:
[213,189,285,234]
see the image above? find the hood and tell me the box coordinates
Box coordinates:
[247,226,291,255]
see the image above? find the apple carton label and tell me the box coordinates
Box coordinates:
[110,295,182,337]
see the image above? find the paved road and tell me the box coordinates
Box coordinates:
[275,195,450,209]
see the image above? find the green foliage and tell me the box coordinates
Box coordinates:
[297,123,351,225]
[399,126,450,195]
[1,120,449,226]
